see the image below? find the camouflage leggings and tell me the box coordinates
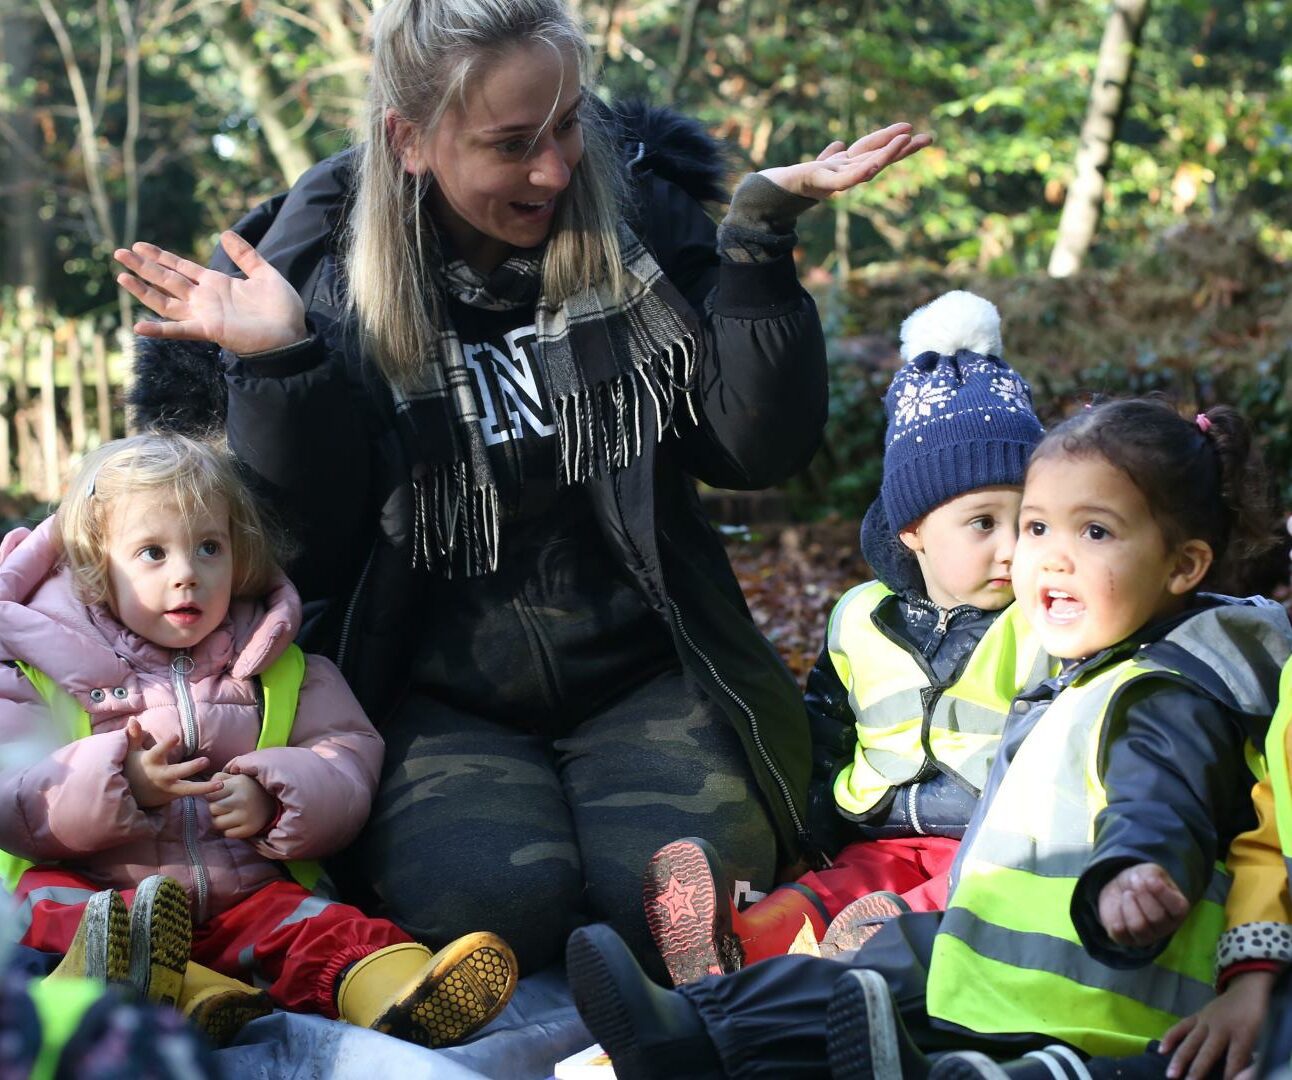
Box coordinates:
[349,667,778,973]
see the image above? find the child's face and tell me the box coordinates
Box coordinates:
[104,492,234,650]
[898,486,1021,611]
[1013,452,1209,660]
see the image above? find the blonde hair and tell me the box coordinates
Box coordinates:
[55,433,284,606]
[346,0,626,388]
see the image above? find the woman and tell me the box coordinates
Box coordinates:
[116,0,930,973]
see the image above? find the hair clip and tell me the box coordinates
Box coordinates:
[1195,412,1212,434]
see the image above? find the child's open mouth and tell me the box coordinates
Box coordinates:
[1043,590,1083,623]
[166,605,203,626]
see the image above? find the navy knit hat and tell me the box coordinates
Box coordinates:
[880,291,1043,532]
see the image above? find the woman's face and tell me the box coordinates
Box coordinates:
[404,42,585,270]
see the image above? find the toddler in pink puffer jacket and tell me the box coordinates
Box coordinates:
[0,432,517,1047]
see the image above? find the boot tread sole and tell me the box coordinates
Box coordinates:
[826,969,900,1080]
[374,939,517,1049]
[129,876,192,1007]
[642,838,742,987]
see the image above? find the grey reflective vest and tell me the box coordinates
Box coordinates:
[928,603,1292,1056]
[830,581,1052,816]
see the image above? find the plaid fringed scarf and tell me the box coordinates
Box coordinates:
[392,223,700,577]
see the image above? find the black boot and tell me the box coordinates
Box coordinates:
[932,1045,1172,1080]
[827,968,930,1079]
[566,924,724,1080]
[930,1047,1086,1079]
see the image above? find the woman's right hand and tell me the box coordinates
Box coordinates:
[114,230,307,355]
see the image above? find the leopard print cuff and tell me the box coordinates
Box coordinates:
[1216,922,1292,978]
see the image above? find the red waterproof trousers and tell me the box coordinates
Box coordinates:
[14,868,411,1017]
[796,836,959,918]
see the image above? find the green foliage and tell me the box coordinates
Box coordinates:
[786,222,1292,521]
[599,0,1292,272]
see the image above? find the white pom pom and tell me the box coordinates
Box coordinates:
[899,291,1002,362]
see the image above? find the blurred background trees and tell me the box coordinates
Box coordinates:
[1,0,1290,518]
[5,0,1289,310]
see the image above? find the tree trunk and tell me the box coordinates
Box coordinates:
[307,0,368,107]
[0,9,49,297]
[201,3,317,184]
[666,0,707,104]
[1048,0,1151,278]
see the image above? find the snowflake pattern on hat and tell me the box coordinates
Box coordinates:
[879,292,1044,532]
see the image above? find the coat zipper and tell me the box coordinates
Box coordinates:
[336,542,377,675]
[669,599,808,845]
[872,599,967,809]
[171,651,209,924]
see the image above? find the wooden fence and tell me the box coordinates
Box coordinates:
[0,296,127,503]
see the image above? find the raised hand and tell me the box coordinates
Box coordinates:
[759,122,932,201]
[1098,862,1191,949]
[205,772,277,840]
[114,230,307,355]
[123,718,224,809]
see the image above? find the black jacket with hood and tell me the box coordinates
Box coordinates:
[130,105,825,860]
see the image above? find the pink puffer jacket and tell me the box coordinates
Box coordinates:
[0,518,384,923]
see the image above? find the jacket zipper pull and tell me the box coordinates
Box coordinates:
[935,607,950,635]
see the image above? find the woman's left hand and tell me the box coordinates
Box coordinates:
[759,122,932,201]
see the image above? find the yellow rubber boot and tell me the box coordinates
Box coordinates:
[178,962,274,1047]
[127,876,191,1007]
[47,890,130,985]
[336,933,518,1048]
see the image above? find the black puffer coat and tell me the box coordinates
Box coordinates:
[131,106,827,859]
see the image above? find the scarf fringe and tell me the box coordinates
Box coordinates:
[411,465,500,578]
[555,335,697,486]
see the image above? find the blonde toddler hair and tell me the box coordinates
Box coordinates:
[55,433,283,607]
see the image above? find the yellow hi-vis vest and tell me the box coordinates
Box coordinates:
[1265,657,1292,882]
[28,977,104,1080]
[926,654,1232,1057]
[0,644,323,894]
[830,581,1054,816]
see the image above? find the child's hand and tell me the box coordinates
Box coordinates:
[205,773,277,840]
[1159,970,1276,1079]
[124,719,224,808]
[1097,862,1190,948]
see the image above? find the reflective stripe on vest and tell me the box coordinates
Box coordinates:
[29,976,103,1080]
[1265,657,1292,882]
[830,582,1052,815]
[0,645,322,893]
[926,657,1229,1056]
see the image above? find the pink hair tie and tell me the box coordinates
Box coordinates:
[1195,412,1212,434]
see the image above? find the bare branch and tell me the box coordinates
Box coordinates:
[113,0,141,248]
[35,0,118,249]
[266,57,369,115]
[666,0,708,104]
[0,115,49,172]
[258,1,329,37]
[92,0,113,128]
